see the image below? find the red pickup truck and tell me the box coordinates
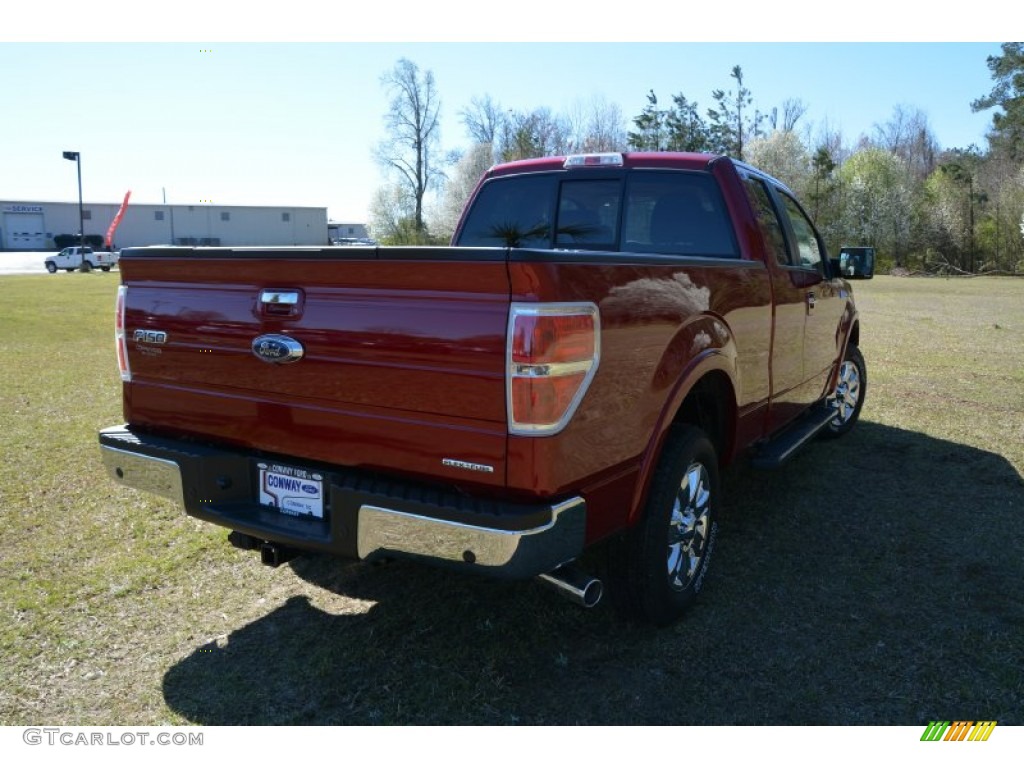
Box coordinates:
[99,152,871,625]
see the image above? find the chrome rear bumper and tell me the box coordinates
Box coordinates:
[99,425,585,579]
[355,498,584,571]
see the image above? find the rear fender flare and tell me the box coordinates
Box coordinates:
[627,319,739,527]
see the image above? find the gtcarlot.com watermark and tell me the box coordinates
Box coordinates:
[23,728,203,747]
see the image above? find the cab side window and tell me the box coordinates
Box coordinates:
[778,193,823,270]
[742,177,789,266]
[623,171,737,257]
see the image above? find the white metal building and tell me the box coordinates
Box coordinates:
[1,200,330,250]
[328,221,371,242]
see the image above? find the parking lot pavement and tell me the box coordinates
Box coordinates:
[1,252,48,275]
[0,252,118,275]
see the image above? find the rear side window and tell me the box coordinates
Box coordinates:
[622,171,738,257]
[457,174,556,247]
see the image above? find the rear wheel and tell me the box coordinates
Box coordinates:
[822,343,865,439]
[613,425,719,626]
[100,266,110,272]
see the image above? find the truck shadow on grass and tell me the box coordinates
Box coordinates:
[162,421,1024,725]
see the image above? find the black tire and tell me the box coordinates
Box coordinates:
[822,343,865,439]
[100,266,110,272]
[612,424,719,626]
[45,262,57,273]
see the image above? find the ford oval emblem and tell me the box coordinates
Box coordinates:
[251,334,304,364]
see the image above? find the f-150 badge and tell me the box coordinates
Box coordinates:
[252,334,304,364]
[133,329,167,344]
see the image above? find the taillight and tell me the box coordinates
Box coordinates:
[507,303,599,435]
[115,285,131,382]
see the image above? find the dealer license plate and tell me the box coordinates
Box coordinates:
[257,462,324,519]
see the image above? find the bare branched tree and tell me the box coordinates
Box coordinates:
[781,98,808,132]
[461,94,505,149]
[501,108,572,161]
[872,104,938,181]
[375,59,442,233]
[567,95,628,153]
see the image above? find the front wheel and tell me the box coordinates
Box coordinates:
[45,262,57,273]
[100,266,110,272]
[613,425,719,626]
[822,343,866,439]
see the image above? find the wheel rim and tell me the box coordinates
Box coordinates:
[830,359,861,428]
[666,461,711,591]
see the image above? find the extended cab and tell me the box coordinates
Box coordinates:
[98,152,871,624]
[46,246,119,273]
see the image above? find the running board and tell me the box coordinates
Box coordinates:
[751,405,835,469]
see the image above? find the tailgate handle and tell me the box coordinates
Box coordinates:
[261,290,300,306]
[259,289,303,317]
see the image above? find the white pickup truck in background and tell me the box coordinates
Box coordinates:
[44,246,119,273]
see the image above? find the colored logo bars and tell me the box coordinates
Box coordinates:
[920,721,997,742]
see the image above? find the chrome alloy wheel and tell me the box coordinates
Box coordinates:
[830,359,862,428]
[667,461,712,591]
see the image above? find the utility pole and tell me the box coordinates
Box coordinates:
[62,151,85,271]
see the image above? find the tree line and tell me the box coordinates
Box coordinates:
[370,45,1024,275]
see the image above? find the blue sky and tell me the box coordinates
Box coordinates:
[0,34,1005,221]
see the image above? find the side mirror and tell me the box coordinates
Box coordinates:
[836,251,874,280]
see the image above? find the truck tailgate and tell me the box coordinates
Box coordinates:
[119,247,510,489]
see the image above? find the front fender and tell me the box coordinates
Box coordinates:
[829,290,860,393]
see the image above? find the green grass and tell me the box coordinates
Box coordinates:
[1,273,1022,725]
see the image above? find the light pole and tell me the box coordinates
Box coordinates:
[62,150,85,270]
[162,187,176,245]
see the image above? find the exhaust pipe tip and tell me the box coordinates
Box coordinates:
[538,563,603,608]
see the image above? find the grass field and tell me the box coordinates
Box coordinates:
[0,272,1021,725]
